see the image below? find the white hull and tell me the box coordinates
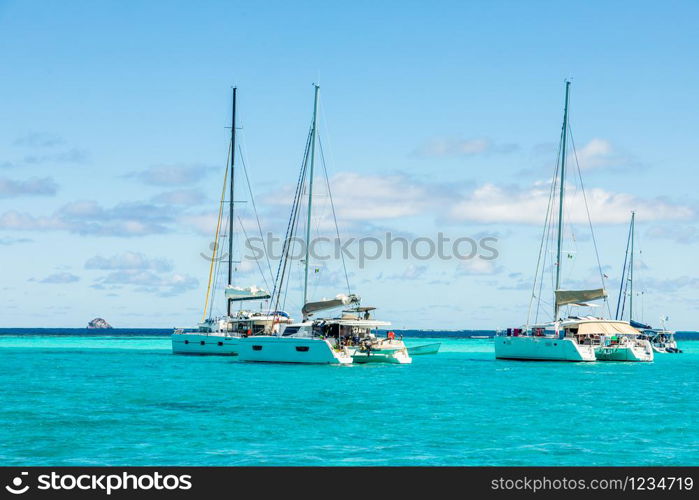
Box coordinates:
[651,340,681,353]
[652,345,681,353]
[350,338,412,364]
[595,340,653,362]
[494,336,596,362]
[171,333,239,355]
[235,336,353,364]
[351,348,412,364]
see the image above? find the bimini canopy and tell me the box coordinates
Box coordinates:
[225,285,271,302]
[302,294,360,317]
[575,321,640,335]
[555,288,607,307]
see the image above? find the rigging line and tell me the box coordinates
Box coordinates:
[236,215,270,292]
[615,217,633,320]
[271,145,309,310]
[535,125,565,324]
[281,193,306,315]
[209,219,228,319]
[237,142,275,287]
[619,262,630,321]
[202,142,232,321]
[271,126,313,313]
[528,159,561,327]
[281,183,307,313]
[536,174,558,324]
[274,140,310,312]
[568,124,612,318]
[317,135,351,295]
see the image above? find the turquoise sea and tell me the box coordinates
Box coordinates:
[1,330,698,466]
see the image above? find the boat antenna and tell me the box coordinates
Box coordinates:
[303,84,320,306]
[227,87,237,317]
[554,80,571,321]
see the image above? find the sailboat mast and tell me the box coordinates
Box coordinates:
[629,210,635,321]
[303,84,320,306]
[554,80,571,321]
[615,212,634,320]
[227,87,237,317]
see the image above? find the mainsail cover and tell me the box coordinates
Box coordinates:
[555,288,607,307]
[225,285,271,302]
[302,293,360,317]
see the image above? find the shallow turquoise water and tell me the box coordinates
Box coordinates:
[1,334,697,466]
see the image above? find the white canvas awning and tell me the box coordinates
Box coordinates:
[575,321,640,335]
[224,285,271,302]
[302,294,360,317]
[555,288,607,307]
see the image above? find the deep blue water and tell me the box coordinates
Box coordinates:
[0,331,697,466]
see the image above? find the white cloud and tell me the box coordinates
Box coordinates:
[0,236,32,245]
[571,138,636,170]
[414,137,518,157]
[36,272,80,284]
[0,177,58,198]
[448,182,693,224]
[456,259,501,275]
[266,172,441,223]
[152,189,207,205]
[92,270,198,296]
[14,132,65,148]
[178,212,262,237]
[23,148,87,164]
[127,165,214,186]
[0,211,68,230]
[0,201,176,236]
[85,252,173,272]
[646,225,699,244]
[388,264,428,280]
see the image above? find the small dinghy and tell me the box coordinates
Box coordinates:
[408,343,441,356]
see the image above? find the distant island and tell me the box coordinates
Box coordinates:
[87,318,113,329]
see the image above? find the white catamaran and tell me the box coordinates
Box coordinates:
[172,88,292,356]
[494,81,651,362]
[235,85,410,364]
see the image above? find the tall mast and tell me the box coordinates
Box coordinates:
[554,80,571,321]
[615,212,634,320]
[629,211,635,321]
[227,87,237,317]
[303,84,320,306]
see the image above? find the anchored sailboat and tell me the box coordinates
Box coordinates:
[494,81,649,362]
[172,88,292,355]
[616,212,681,354]
[235,85,409,364]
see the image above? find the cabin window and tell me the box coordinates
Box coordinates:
[252,345,263,351]
[296,346,309,352]
[200,341,205,346]
[218,341,223,346]
[184,340,189,344]
[253,324,265,334]
[282,326,300,336]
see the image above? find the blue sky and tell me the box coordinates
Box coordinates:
[1,0,698,329]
